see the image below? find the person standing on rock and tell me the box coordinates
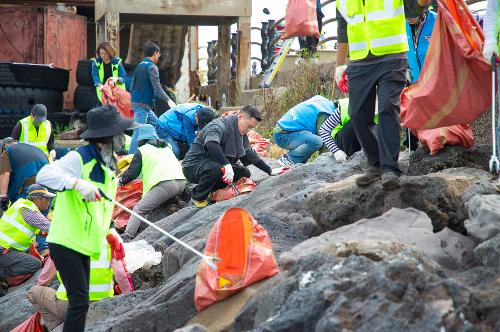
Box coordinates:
[36,105,140,332]
[183,106,288,208]
[129,41,177,154]
[119,124,186,239]
[335,0,432,190]
[274,95,334,165]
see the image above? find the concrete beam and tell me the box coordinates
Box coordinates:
[236,16,251,95]
[96,0,251,22]
[217,24,231,105]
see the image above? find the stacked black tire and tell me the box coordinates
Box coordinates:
[0,63,69,138]
[74,60,98,112]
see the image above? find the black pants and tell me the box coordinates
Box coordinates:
[347,59,407,173]
[183,161,251,201]
[48,243,90,332]
[403,128,419,151]
[335,121,362,157]
[298,10,323,52]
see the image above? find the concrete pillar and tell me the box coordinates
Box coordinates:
[236,16,251,95]
[105,12,120,56]
[217,24,231,105]
[188,26,199,97]
[96,19,105,49]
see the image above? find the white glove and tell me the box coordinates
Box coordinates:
[49,150,56,161]
[483,42,498,62]
[333,150,348,163]
[405,69,412,83]
[335,65,347,83]
[221,164,234,184]
[270,167,290,176]
[73,179,101,202]
[167,99,176,108]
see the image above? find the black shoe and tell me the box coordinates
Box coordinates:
[0,281,7,291]
[355,167,382,187]
[381,171,401,191]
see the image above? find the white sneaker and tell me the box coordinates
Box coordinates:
[278,154,294,166]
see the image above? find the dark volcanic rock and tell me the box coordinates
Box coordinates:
[465,194,500,243]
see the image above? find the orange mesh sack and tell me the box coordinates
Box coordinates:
[282,0,319,39]
[247,130,270,157]
[113,179,143,229]
[194,208,280,311]
[101,78,134,119]
[211,177,257,202]
[415,124,474,155]
[401,0,491,129]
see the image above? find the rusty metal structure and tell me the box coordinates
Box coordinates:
[94,0,252,106]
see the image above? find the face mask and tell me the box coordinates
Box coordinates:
[113,134,125,150]
[100,142,118,171]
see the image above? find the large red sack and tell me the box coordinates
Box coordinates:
[282,0,319,39]
[195,208,279,311]
[401,0,491,130]
[247,130,269,157]
[101,78,134,119]
[10,312,44,332]
[211,177,257,202]
[113,179,143,230]
[415,124,474,155]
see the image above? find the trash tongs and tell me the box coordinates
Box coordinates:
[221,167,241,196]
[490,55,500,178]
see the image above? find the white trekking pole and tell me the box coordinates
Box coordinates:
[489,55,500,176]
[98,189,220,270]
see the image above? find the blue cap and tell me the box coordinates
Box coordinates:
[137,124,159,142]
[27,184,55,198]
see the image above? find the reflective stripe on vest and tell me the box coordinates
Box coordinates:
[0,199,39,251]
[19,116,51,155]
[56,239,114,301]
[94,58,126,102]
[337,0,408,60]
[331,98,378,139]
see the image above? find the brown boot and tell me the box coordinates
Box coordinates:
[355,167,382,187]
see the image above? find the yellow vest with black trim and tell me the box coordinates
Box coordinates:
[0,198,40,251]
[19,116,51,156]
[336,0,409,60]
[331,98,378,139]
[56,238,114,301]
[46,145,117,257]
[94,57,126,102]
[138,144,185,195]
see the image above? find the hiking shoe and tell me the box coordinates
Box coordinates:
[381,171,401,191]
[278,154,294,166]
[355,167,382,187]
[0,281,7,291]
[193,199,209,209]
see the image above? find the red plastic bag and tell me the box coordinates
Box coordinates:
[282,0,319,39]
[194,208,279,311]
[247,130,270,157]
[415,124,474,155]
[113,179,143,229]
[401,0,491,130]
[101,78,134,119]
[10,312,44,332]
[211,177,257,202]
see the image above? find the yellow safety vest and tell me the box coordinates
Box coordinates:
[94,58,126,102]
[19,116,51,156]
[337,0,409,60]
[331,98,378,139]
[0,198,40,251]
[56,238,114,301]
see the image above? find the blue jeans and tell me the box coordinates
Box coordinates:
[157,126,181,159]
[273,130,323,164]
[129,106,159,154]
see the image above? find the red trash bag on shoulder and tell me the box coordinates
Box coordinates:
[194,208,279,311]
[113,179,143,229]
[415,124,474,155]
[10,312,44,332]
[282,0,319,39]
[401,0,491,130]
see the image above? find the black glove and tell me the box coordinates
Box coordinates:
[0,196,9,211]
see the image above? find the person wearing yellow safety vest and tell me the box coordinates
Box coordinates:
[11,104,55,160]
[484,0,500,156]
[0,184,53,295]
[27,230,133,331]
[36,104,140,332]
[91,42,127,105]
[335,0,432,190]
[319,98,368,162]
[119,124,186,239]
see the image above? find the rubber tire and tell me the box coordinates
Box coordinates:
[74,85,98,112]
[76,60,94,86]
[0,63,69,91]
[0,114,27,139]
[0,86,63,115]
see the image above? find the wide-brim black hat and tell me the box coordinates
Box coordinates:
[80,105,141,139]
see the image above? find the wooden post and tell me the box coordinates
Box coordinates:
[236,16,251,96]
[217,24,231,106]
[105,12,120,56]
[96,19,105,49]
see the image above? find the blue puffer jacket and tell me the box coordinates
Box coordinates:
[277,95,335,134]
